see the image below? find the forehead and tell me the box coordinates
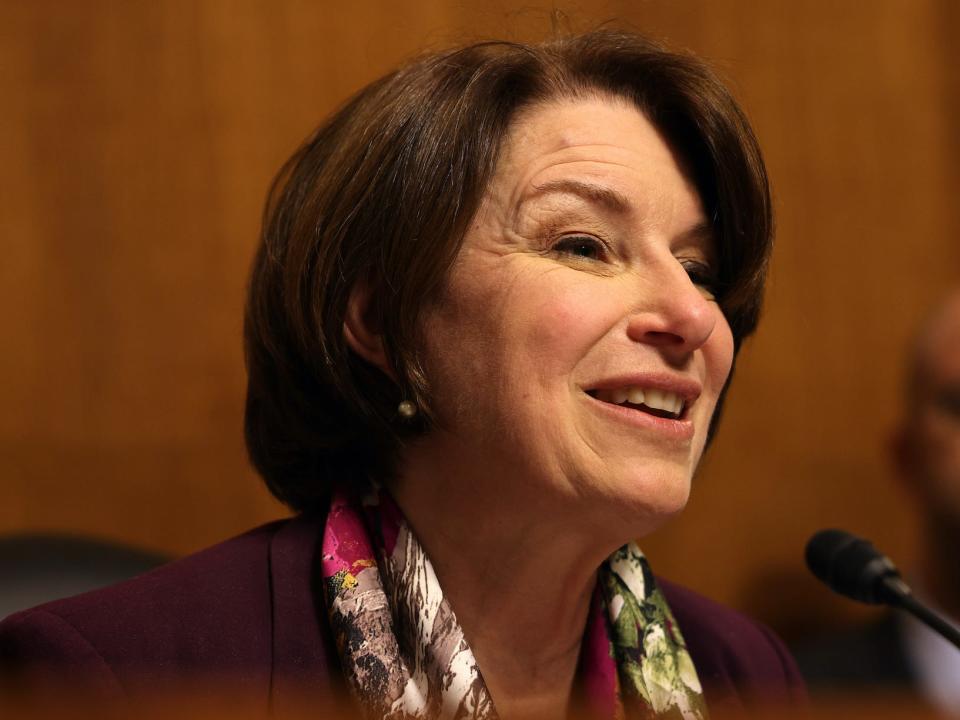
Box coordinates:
[506,93,667,154]
[490,94,704,225]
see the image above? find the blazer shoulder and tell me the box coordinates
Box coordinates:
[0,519,291,697]
[0,605,126,699]
[658,577,807,710]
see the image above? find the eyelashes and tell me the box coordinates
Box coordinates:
[549,234,610,262]
[548,234,719,300]
[679,259,720,300]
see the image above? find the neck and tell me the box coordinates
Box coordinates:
[391,437,625,719]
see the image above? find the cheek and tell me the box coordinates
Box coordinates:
[704,312,735,394]
[915,419,960,515]
[925,416,960,467]
[524,289,613,365]
[507,275,626,388]
[421,268,617,431]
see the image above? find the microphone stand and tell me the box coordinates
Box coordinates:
[881,575,960,651]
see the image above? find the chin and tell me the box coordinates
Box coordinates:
[582,462,693,541]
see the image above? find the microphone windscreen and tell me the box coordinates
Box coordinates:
[805,529,900,604]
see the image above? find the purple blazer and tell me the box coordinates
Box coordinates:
[0,516,806,714]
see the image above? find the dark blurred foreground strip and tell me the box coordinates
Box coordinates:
[0,689,943,720]
[0,681,351,719]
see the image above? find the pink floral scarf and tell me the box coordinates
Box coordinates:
[321,485,707,719]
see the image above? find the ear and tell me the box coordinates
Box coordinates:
[343,281,396,381]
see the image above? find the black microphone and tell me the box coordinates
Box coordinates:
[805,529,960,650]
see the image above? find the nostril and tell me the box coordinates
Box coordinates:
[643,330,686,345]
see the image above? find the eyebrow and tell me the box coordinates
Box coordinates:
[522,178,717,252]
[522,179,632,214]
[678,220,715,245]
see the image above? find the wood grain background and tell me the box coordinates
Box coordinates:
[2,0,958,637]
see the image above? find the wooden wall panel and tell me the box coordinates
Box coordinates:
[1,1,957,631]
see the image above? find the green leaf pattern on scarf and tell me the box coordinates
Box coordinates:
[602,544,708,720]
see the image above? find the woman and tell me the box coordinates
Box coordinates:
[1,30,802,718]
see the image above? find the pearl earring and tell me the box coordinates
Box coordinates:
[397,400,417,419]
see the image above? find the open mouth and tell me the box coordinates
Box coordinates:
[585,386,686,420]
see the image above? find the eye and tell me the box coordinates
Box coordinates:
[936,387,960,419]
[680,259,719,300]
[551,235,608,262]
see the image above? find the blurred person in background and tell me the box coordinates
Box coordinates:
[796,288,960,713]
[1,31,804,719]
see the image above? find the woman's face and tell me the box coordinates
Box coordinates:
[414,95,734,537]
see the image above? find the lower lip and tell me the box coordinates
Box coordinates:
[582,392,695,442]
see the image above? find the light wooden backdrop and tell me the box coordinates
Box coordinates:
[3,0,958,636]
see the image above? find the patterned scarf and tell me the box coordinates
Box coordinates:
[321,485,707,719]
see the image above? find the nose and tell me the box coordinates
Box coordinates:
[624,263,718,359]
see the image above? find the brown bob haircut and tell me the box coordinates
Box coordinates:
[244,30,773,512]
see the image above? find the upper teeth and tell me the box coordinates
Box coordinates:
[594,386,684,416]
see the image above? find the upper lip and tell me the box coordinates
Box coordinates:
[580,373,703,405]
